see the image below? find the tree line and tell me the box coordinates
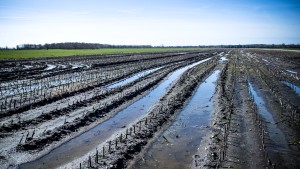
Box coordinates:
[15,42,152,50]
[0,42,299,50]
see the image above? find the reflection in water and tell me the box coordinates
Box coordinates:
[135,70,220,169]
[286,69,297,74]
[248,82,288,148]
[282,81,300,95]
[20,58,211,169]
[107,66,163,89]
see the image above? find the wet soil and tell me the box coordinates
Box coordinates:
[132,70,220,169]
[1,49,299,169]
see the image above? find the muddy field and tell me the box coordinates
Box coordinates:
[0,49,299,169]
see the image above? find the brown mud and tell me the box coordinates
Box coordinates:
[1,49,299,169]
[195,50,300,169]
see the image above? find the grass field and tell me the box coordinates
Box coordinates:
[0,48,207,60]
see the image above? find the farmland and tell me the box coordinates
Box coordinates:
[0,49,299,169]
[0,48,206,60]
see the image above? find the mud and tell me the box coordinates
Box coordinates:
[1,49,299,169]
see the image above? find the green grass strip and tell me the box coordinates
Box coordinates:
[0,48,208,60]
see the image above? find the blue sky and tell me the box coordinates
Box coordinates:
[0,0,300,47]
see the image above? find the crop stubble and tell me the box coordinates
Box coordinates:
[0,49,299,169]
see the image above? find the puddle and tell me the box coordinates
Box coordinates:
[286,70,298,74]
[0,65,167,131]
[218,52,224,56]
[219,56,228,62]
[0,66,163,99]
[107,66,164,89]
[19,58,212,169]
[45,64,56,71]
[58,64,67,69]
[70,64,82,69]
[282,81,300,95]
[24,65,33,69]
[262,59,269,63]
[70,64,89,69]
[248,82,288,148]
[134,70,220,169]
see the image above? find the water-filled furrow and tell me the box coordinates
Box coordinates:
[134,70,220,169]
[0,65,164,98]
[19,58,212,169]
[248,82,288,148]
[282,81,300,95]
[286,69,298,74]
[44,64,56,71]
[0,66,166,127]
[107,66,163,89]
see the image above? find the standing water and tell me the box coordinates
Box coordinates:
[107,66,163,89]
[247,82,300,167]
[248,82,288,148]
[134,70,220,169]
[20,58,212,169]
[282,81,300,95]
[286,69,298,74]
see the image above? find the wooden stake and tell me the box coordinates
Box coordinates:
[96,148,98,163]
[120,133,123,142]
[109,141,111,152]
[88,155,92,167]
[19,135,24,144]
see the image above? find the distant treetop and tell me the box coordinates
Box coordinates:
[6,42,300,50]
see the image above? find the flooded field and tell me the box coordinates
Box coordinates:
[134,70,220,169]
[0,49,300,169]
